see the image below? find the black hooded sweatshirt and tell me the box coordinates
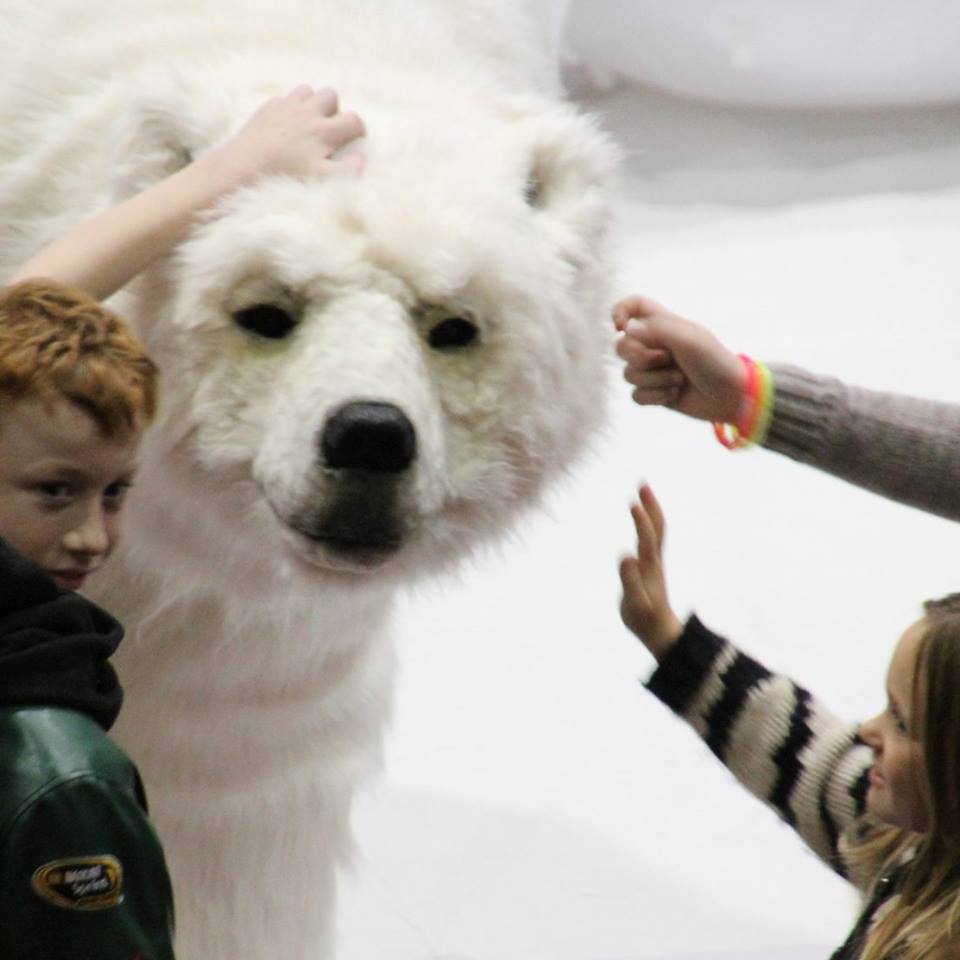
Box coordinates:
[0,539,177,959]
[0,537,123,729]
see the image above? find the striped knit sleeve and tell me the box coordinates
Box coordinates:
[646,615,873,878]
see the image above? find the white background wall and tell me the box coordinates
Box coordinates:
[561,1,960,107]
[339,7,960,959]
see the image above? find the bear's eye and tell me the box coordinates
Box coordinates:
[524,173,543,208]
[233,304,297,340]
[428,317,478,350]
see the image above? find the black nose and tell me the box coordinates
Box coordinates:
[321,401,417,474]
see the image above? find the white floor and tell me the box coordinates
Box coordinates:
[337,75,960,960]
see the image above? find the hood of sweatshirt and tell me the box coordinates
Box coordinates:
[0,538,123,730]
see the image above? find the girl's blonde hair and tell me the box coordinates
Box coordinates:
[849,593,960,959]
[0,278,157,439]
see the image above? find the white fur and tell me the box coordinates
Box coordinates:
[0,2,615,956]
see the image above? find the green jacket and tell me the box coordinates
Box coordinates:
[0,705,175,959]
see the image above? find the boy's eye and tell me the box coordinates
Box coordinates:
[36,483,72,500]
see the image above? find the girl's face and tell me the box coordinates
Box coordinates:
[860,620,929,833]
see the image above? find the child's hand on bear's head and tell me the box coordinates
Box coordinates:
[211,84,366,187]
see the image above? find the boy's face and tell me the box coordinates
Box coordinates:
[0,396,139,591]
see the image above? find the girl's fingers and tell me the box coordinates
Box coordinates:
[623,365,684,389]
[619,556,649,605]
[638,484,666,549]
[612,294,666,329]
[630,385,682,407]
[630,500,661,569]
[616,335,673,368]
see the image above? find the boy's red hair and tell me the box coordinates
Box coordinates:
[0,279,157,439]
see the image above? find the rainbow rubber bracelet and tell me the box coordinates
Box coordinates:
[749,360,774,446]
[713,355,772,449]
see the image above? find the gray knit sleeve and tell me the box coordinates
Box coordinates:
[764,364,960,521]
[647,615,873,880]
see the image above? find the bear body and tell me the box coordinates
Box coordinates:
[0,2,614,956]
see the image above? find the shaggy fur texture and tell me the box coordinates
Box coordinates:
[0,2,615,956]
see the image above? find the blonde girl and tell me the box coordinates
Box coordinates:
[620,484,960,959]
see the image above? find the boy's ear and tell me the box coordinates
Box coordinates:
[108,70,235,200]
[503,95,620,272]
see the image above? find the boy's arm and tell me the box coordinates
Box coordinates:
[0,776,175,960]
[8,85,364,301]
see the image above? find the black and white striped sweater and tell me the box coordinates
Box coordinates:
[646,615,908,960]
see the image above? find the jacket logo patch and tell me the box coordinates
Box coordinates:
[31,855,124,910]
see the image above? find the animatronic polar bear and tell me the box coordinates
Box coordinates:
[0,1,614,956]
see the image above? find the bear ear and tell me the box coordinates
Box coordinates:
[505,96,620,270]
[108,70,235,200]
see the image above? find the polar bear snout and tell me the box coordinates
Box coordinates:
[269,400,419,571]
[321,401,417,474]
[288,469,408,571]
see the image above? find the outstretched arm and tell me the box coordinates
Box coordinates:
[761,364,960,521]
[614,294,960,522]
[618,486,872,877]
[8,85,365,301]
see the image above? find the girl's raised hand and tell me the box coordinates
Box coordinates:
[618,483,683,661]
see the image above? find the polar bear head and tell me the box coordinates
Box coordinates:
[112,77,616,586]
